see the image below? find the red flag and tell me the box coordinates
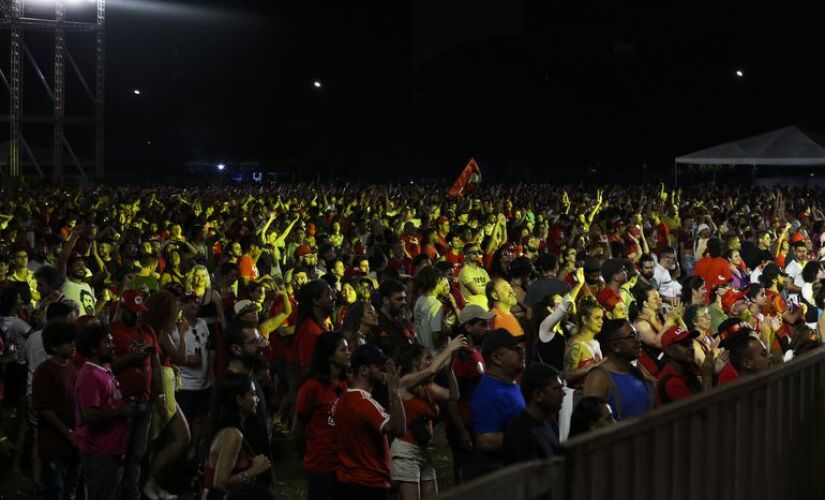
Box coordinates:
[448,158,482,197]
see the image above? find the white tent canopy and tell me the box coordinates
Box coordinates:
[675,126,825,166]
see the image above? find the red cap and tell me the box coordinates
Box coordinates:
[660,326,698,350]
[436,216,449,225]
[294,245,312,258]
[121,289,149,313]
[790,232,805,243]
[721,289,746,315]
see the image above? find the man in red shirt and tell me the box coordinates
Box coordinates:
[596,259,626,314]
[332,344,405,500]
[33,321,81,500]
[693,238,733,293]
[110,290,163,500]
[296,280,335,374]
[238,234,263,288]
[655,327,715,405]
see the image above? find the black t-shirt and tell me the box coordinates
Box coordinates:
[377,311,417,359]
[524,278,571,309]
[503,410,560,465]
[739,241,760,270]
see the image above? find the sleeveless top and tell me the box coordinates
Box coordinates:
[401,386,439,447]
[202,432,253,497]
[596,367,653,420]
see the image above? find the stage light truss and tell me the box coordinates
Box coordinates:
[0,0,104,181]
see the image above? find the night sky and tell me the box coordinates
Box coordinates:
[94,1,825,179]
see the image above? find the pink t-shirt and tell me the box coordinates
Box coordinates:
[74,362,128,456]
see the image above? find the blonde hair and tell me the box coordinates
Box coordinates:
[186,264,212,291]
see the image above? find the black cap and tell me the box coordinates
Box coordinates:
[350,344,389,371]
[481,328,523,358]
[601,258,626,282]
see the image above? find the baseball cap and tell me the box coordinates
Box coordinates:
[436,216,449,226]
[716,318,754,349]
[294,245,313,259]
[350,343,389,370]
[600,258,626,282]
[121,289,148,313]
[660,326,698,350]
[720,289,746,315]
[459,304,495,325]
[233,299,259,317]
[481,328,523,358]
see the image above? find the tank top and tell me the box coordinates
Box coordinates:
[602,369,652,420]
[401,386,439,446]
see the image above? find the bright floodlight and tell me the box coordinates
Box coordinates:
[133,89,141,95]
[735,70,744,78]
[217,164,226,171]
[313,80,322,88]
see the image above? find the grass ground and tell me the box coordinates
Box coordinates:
[0,419,458,500]
[272,424,456,500]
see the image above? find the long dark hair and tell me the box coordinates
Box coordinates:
[207,373,256,456]
[304,331,347,384]
[397,344,428,377]
[341,300,368,334]
[144,289,178,334]
[295,279,329,329]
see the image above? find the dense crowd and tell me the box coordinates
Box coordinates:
[0,181,823,500]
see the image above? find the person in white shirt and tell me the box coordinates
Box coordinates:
[653,248,683,304]
[784,241,809,303]
[413,267,458,349]
[170,294,213,462]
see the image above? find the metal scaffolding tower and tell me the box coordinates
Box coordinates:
[0,0,105,181]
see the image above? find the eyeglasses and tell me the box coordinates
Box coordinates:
[613,330,640,342]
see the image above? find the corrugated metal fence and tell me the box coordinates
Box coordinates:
[439,348,825,500]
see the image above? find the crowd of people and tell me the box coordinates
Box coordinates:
[0,180,823,500]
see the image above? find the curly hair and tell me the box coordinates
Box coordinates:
[186,264,212,290]
[143,289,179,334]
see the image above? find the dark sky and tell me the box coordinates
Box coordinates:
[95,0,825,180]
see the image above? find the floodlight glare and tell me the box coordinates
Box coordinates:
[735,70,744,78]
[217,164,226,171]
[313,80,322,88]
[133,89,141,95]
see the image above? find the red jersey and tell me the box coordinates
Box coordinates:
[444,250,464,270]
[693,257,733,292]
[332,388,391,489]
[297,318,329,374]
[238,255,257,281]
[596,287,622,311]
[653,222,670,255]
[296,377,347,473]
[110,321,158,402]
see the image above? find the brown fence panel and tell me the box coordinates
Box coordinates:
[563,348,825,500]
[439,348,825,500]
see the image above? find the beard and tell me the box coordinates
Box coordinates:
[241,350,263,371]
